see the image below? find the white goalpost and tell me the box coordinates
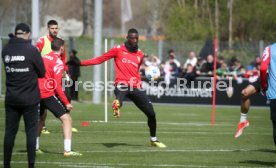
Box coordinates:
[91,38,112,123]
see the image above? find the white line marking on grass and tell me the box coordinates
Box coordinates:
[61,163,206,168]
[90,121,234,127]
[4,160,269,168]
[82,149,257,153]
[39,119,235,127]
[0,148,266,156]
[80,130,271,136]
[171,113,200,117]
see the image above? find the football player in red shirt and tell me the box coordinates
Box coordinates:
[36,20,77,134]
[81,28,166,148]
[36,38,82,156]
[36,20,67,70]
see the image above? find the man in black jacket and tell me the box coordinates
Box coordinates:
[66,49,81,101]
[1,23,45,168]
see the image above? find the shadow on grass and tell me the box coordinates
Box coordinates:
[239,160,275,167]
[254,148,276,154]
[232,148,276,154]
[17,149,62,155]
[99,143,143,148]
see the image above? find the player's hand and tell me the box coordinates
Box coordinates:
[66,104,73,111]
[260,88,267,96]
[65,72,70,82]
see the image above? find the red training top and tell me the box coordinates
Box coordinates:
[38,51,70,106]
[260,46,270,90]
[81,44,144,88]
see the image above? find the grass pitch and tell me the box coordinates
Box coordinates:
[0,99,274,168]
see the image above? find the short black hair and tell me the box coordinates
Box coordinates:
[47,20,58,27]
[51,38,64,51]
[127,28,138,35]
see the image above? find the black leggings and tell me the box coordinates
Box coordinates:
[114,86,156,137]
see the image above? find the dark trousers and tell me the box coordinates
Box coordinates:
[3,103,39,168]
[114,86,157,137]
[70,79,79,101]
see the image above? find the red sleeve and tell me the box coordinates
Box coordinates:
[260,46,270,90]
[61,46,68,71]
[36,37,44,52]
[53,59,70,105]
[81,47,117,66]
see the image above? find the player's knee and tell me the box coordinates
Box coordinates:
[241,89,249,98]
[60,113,72,124]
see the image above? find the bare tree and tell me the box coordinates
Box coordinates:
[194,0,198,9]
[228,0,233,49]
[177,0,186,8]
[215,0,219,39]
[147,0,159,37]
[206,0,214,34]
[83,0,94,37]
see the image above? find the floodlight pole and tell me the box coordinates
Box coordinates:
[32,0,39,42]
[93,0,103,104]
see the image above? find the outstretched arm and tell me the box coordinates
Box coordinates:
[81,47,117,66]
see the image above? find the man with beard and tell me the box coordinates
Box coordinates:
[35,20,77,136]
[36,20,67,69]
[80,28,166,148]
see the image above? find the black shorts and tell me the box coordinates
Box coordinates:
[40,96,67,118]
[250,78,261,92]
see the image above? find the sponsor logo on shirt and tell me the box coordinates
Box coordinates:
[5,66,29,73]
[43,55,54,60]
[54,59,64,75]
[4,55,25,63]
[121,58,138,67]
[5,66,10,72]
[12,56,25,61]
[4,55,10,63]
